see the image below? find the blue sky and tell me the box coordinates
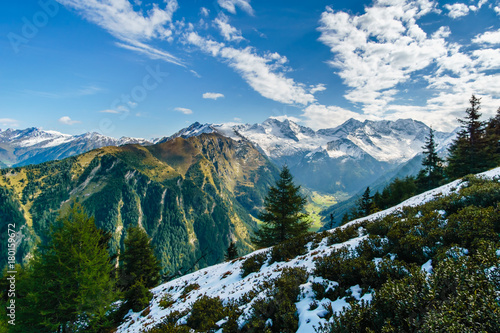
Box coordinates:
[1,0,499,139]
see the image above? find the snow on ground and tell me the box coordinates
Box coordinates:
[117,166,500,333]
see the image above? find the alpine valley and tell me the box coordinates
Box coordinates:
[0,118,457,273]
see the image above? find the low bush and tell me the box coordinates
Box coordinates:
[241,251,269,278]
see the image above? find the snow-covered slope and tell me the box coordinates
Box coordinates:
[0,127,152,167]
[117,166,500,333]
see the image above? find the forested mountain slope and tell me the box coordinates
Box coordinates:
[0,133,278,274]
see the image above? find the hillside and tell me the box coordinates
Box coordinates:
[0,133,278,274]
[117,167,500,333]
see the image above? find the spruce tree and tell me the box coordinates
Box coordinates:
[17,203,118,332]
[252,165,310,247]
[417,127,444,190]
[120,225,161,291]
[224,241,239,261]
[485,107,500,165]
[447,95,490,179]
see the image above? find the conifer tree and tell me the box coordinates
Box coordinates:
[17,203,118,332]
[252,165,310,247]
[485,107,500,165]
[224,241,239,261]
[417,127,444,190]
[356,187,376,218]
[120,225,161,291]
[447,95,490,178]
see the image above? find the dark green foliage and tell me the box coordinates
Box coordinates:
[186,295,226,331]
[126,279,153,312]
[317,176,500,333]
[447,95,497,179]
[16,203,118,333]
[417,127,445,191]
[327,223,361,246]
[120,225,162,291]
[180,283,200,298]
[372,176,418,212]
[225,241,239,261]
[158,293,175,309]
[252,165,311,247]
[244,267,309,333]
[146,309,191,333]
[241,251,269,278]
[355,187,376,218]
[269,232,316,264]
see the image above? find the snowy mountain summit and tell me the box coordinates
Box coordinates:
[0,127,152,167]
[164,118,455,165]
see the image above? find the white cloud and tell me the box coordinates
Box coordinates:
[203,92,225,100]
[313,0,500,131]
[217,0,254,16]
[200,7,209,17]
[301,104,366,130]
[478,0,489,9]
[99,109,121,114]
[0,118,19,127]
[174,107,193,114]
[59,116,81,125]
[214,14,244,42]
[473,29,500,44]
[309,84,326,94]
[495,6,500,15]
[444,3,470,18]
[318,0,448,115]
[57,0,182,66]
[187,32,316,105]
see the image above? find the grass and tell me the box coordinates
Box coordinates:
[305,191,338,231]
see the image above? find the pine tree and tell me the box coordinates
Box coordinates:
[17,203,118,332]
[341,213,350,225]
[447,95,490,179]
[417,127,444,190]
[485,107,500,165]
[252,165,311,247]
[224,242,239,261]
[120,225,162,291]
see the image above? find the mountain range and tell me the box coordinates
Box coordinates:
[0,133,278,274]
[0,118,457,195]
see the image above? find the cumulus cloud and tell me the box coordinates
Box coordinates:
[0,118,19,127]
[473,29,500,44]
[57,0,182,65]
[301,104,365,129]
[217,0,254,16]
[214,14,245,42]
[174,107,193,114]
[444,3,470,18]
[495,6,500,15]
[203,92,225,100]
[318,0,447,115]
[187,32,317,105]
[313,0,500,131]
[59,116,81,125]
